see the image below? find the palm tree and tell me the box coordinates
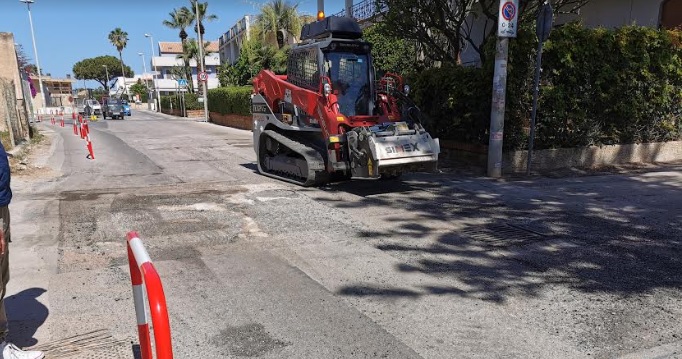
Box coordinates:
[178,39,213,93]
[259,0,302,48]
[163,8,194,92]
[187,1,218,89]
[163,8,193,43]
[108,28,129,97]
[188,1,218,36]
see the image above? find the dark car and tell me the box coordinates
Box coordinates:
[102,98,125,120]
[121,100,131,116]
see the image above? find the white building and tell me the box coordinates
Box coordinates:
[150,41,220,95]
[109,74,154,98]
[218,15,254,65]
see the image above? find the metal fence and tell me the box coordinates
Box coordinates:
[332,0,387,22]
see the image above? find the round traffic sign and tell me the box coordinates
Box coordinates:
[502,1,517,21]
[198,71,208,82]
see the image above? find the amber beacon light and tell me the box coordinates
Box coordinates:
[317,10,325,21]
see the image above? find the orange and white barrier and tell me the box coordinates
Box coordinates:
[126,232,174,359]
[73,116,79,136]
[85,135,95,160]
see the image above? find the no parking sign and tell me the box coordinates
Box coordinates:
[498,0,519,38]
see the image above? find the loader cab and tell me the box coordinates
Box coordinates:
[322,43,372,117]
[292,15,374,118]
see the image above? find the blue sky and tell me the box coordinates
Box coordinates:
[1,0,347,88]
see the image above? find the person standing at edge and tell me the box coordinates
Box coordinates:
[0,143,43,359]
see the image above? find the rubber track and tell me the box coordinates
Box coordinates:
[259,130,328,187]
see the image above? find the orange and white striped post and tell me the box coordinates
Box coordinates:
[126,232,174,359]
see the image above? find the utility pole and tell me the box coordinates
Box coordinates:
[487,0,519,178]
[317,0,324,16]
[20,0,45,111]
[195,0,209,122]
[139,52,150,109]
[145,33,159,112]
[345,0,353,17]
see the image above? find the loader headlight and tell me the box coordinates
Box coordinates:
[403,84,410,95]
[324,83,332,97]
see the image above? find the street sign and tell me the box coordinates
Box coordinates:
[198,71,208,82]
[177,79,187,87]
[536,1,553,43]
[498,0,519,38]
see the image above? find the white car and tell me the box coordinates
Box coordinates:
[84,99,102,116]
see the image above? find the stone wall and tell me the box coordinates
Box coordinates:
[209,112,252,131]
[440,140,682,173]
[503,141,682,173]
[0,32,30,147]
[160,108,204,118]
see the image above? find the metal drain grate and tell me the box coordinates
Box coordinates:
[30,329,133,358]
[459,223,547,246]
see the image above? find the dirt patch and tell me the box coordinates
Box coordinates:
[9,129,58,180]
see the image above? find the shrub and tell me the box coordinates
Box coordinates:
[409,23,682,151]
[207,87,252,116]
[160,93,202,113]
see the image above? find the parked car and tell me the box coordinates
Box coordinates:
[84,99,102,116]
[121,100,131,116]
[102,98,125,120]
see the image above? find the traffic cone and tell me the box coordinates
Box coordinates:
[73,120,77,135]
[86,137,95,160]
[83,121,90,137]
[72,112,76,120]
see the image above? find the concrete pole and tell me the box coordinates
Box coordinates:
[345,0,353,17]
[486,37,509,178]
[195,0,209,122]
[145,34,158,111]
[22,0,45,111]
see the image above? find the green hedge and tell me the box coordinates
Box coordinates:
[207,86,252,116]
[538,24,682,148]
[160,93,202,111]
[409,24,682,150]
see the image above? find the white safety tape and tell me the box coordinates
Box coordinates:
[129,237,152,266]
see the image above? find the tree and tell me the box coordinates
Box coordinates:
[175,39,212,93]
[179,39,213,70]
[258,0,302,48]
[108,28,129,79]
[129,80,148,101]
[188,0,218,36]
[73,56,133,89]
[15,44,30,69]
[362,22,419,75]
[24,64,38,76]
[188,0,218,82]
[376,0,590,65]
[163,7,194,91]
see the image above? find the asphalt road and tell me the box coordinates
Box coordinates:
[7,109,682,358]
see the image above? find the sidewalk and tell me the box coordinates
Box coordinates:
[5,127,62,350]
[135,108,205,122]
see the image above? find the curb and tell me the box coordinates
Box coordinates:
[137,109,204,121]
